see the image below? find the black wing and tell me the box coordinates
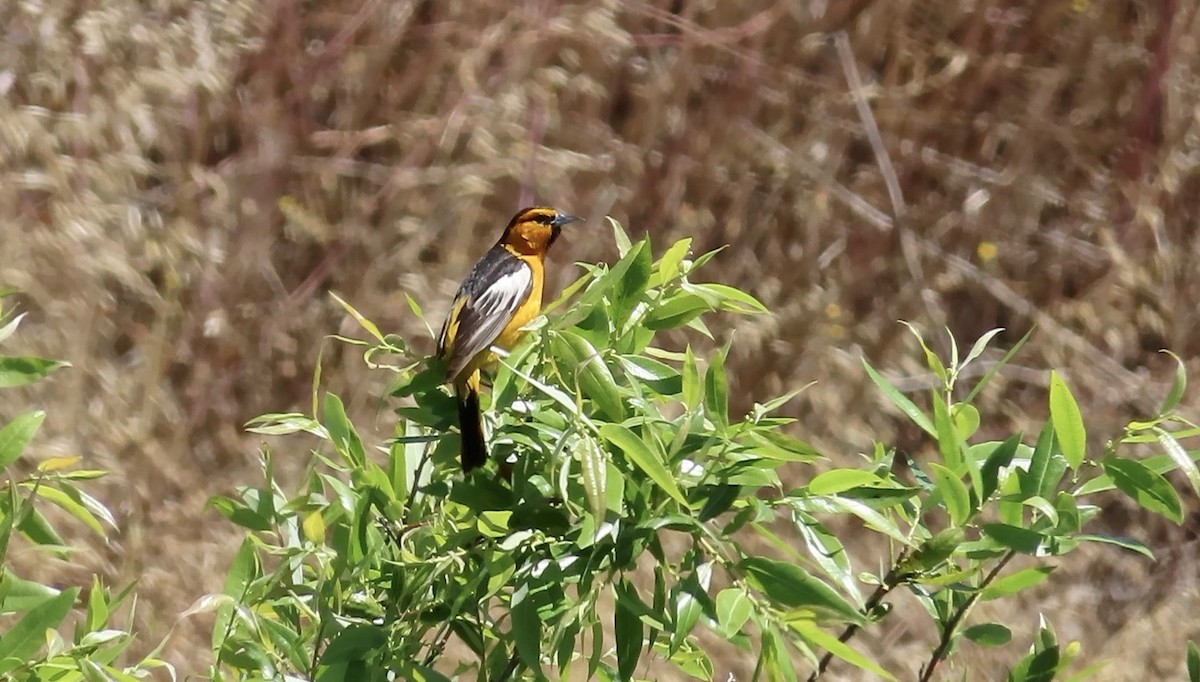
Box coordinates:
[437,247,533,380]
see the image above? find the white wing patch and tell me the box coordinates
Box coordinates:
[444,264,533,380]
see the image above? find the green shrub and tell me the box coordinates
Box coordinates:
[207,221,1199,681]
[0,290,170,681]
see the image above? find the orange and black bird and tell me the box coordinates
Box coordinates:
[437,206,582,472]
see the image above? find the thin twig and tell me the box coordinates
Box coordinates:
[918,550,1017,682]
[807,549,911,682]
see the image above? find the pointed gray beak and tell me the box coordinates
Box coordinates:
[553,213,583,227]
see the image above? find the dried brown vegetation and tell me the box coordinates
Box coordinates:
[1,0,1199,677]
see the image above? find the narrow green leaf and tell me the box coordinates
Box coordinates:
[963,623,1013,646]
[961,328,1005,370]
[324,393,366,467]
[787,618,895,680]
[978,434,1022,503]
[644,294,713,330]
[0,570,60,614]
[740,557,864,624]
[1186,640,1198,682]
[808,470,884,496]
[329,291,385,343]
[0,411,45,469]
[599,424,688,507]
[511,582,543,674]
[704,343,729,429]
[980,566,1055,600]
[0,587,78,664]
[1075,533,1154,559]
[578,432,608,521]
[929,463,971,526]
[609,216,633,257]
[1103,458,1183,523]
[965,327,1033,404]
[614,583,643,681]
[689,283,768,314]
[1049,372,1086,468]
[1159,350,1187,415]
[0,356,69,388]
[611,240,653,321]
[23,485,104,536]
[1154,427,1200,495]
[553,330,625,421]
[862,359,936,436]
[980,523,1046,554]
[654,238,692,286]
[932,395,963,472]
[900,321,947,382]
[0,313,27,344]
[681,346,701,411]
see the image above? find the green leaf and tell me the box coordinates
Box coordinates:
[0,570,60,615]
[681,346,702,411]
[1102,458,1183,523]
[1154,427,1200,496]
[511,582,543,674]
[740,557,864,624]
[324,393,366,467]
[654,238,692,285]
[980,566,1055,600]
[704,343,729,429]
[786,618,895,680]
[807,470,884,496]
[963,623,1013,647]
[598,424,688,507]
[1049,372,1086,468]
[715,588,752,637]
[978,434,1021,503]
[961,328,1005,370]
[0,587,78,667]
[932,395,963,472]
[1187,640,1198,682]
[901,321,947,383]
[1075,533,1154,559]
[1159,350,1187,415]
[929,463,970,526]
[578,432,608,521]
[614,582,643,681]
[689,283,768,314]
[980,523,1047,554]
[320,624,387,664]
[609,216,633,257]
[329,291,385,343]
[552,331,625,421]
[0,356,69,388]
[0,411,45,469]
[644,294,713,330]
[23,485,106,536]
[0,313,26,344]
[611,241,653,321]
[862,359,936,436]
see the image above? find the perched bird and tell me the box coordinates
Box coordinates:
[437,206,582,472]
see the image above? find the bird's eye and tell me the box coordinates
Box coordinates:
[537,214,555,225]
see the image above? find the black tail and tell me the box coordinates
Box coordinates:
[457,387,487,472]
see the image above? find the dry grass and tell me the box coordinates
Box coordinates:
[2,0,1199,677]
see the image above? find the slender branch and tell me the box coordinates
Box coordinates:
[807,548,911,682]
[495,651,522,682]
[918,550,1017,682]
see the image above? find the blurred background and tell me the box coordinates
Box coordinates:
[1,0,1198,678]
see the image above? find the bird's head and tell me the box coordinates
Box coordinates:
[500,206,583,254]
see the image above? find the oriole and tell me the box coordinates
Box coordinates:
[437,206,582,472]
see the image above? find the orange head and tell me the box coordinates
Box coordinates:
[498,206,583,256]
